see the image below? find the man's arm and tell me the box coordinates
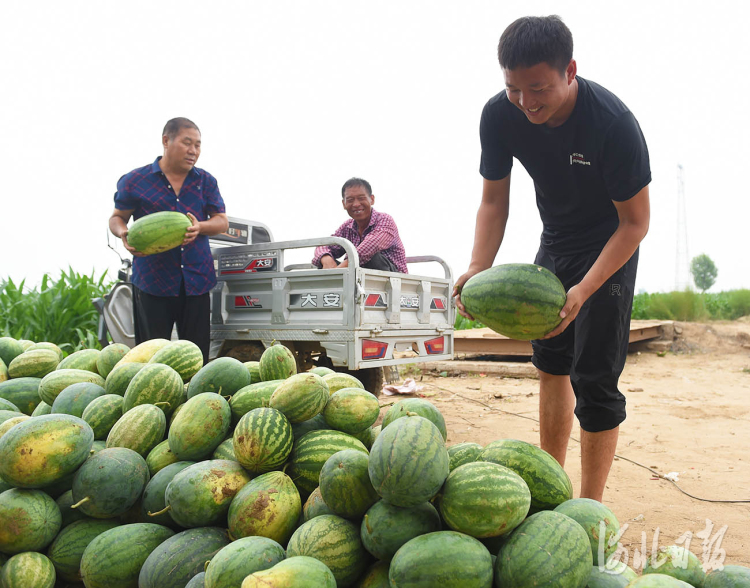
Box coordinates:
[453,175,511,318]
[543,185,650,338]
[182,212,229,245]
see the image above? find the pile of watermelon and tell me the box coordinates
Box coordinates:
[1,335,749,588]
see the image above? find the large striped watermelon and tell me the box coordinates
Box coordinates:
[230,379,284,423]
[46,518,121,582]
[480,438,572,512]
[705,565,750,587]
[141,460,195,529]
[368,415,449,507]
[79,523,175,588]
[0,552,56,588]
[286,514,369,588]
[168,392,231,460]
[643,545,707,587]
[26,341,63,362]
[106,403,166,457]
[127,211,192,255]
[123,362,184,415]
[319,449,379,520]
[242,556,336,588]
[245,360,262,383]
[382,398,447,441]
[96,343,130,378]
[0,415,29,438]
[259,344,297,381]
[8,348,59,378]
[269,372,329,423]
[204,536,286,588]
[164,459,251,528]
[50,382,106,417]
[0,488,62,554]
[116,339,170,365]
[186,356,251,399]
[460,263,567,340]
[137,527,231,588]
[0,337,24,366]
[0,397,19,412]
[360,500,442,561]
[323,372,364,395]
[495,510,592,587]
[554,498,621,566]
[447,442,483,471]
[439,461,530,538]
[0,377,42,415]
[0,414,94,488]
[212,437,237,461]
[388,531,493,588]
[287,430,369,495]
[39,369,106,405]
[227,471,302,545]
[145,439,180,475]
[71,447,150,519]
[149,340,204,382]
[233,407,293,473]
[104,362,147,396]
[324,388,380,434]
[81,394,124,440]
[56,349,101,373]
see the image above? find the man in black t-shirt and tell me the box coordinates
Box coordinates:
[454,16,651,503]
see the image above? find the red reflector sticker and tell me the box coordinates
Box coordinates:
[364,294,387,308]
[234,296,247,307]
[430,297,446,310]
[425,336,445,355]
[362,339,388,360]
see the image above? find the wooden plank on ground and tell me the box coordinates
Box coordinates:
[416,360,538,379]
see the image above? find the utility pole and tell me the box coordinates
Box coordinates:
[675,164,690,290]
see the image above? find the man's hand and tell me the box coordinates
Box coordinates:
[121,231,146,257]
[182,213,201,246]
[320,255,338,269]
[453,268,483,320]
[542,284,585,339]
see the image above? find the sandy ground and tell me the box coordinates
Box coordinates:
[385,320,750,571]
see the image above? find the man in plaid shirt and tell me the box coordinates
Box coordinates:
[312,178,408,273]
[109,118,229,362]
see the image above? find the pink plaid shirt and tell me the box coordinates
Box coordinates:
[312,210,408,273]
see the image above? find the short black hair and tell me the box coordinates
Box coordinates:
[162,117,200,141]
[341,177,372,199]
[498,15,573,74]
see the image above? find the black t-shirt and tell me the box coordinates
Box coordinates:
[479,76,651,255]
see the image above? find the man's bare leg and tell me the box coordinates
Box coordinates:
[580,426,619,502]
[538,371,575,467]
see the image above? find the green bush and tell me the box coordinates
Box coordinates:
[632,289,750,321]
[0,268,114,353]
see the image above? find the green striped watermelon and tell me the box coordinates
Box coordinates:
[259,344,297,381]
[104,362,147,396]
[242,556,336,588]
[368,415,449,507]
[495,510,592,587]
[0,414,94,488]
[0,409,24,425]
[319,449,379,520]
[164,459,251,528]
[123,362,184,415]
[212,437,237,461]
[141,460,195,529]
[461,263,567,340]
[39,369,106,406]
[389,531,493,588]
[149,340,204,382]
[145,439,180,475]
[0,397,18,412]
[269,372,329,423]
[8,348,59,378]
[310,366,335,377]
[50,382,106,417]
[127,211,192,255]
[0,337,24,367]
[79,523,175,588]
[287,514,369,588]
[0,377,43,415]
[355,561,391,588]
[57,349,101,373]
[0,415,29,438]
[204,536,286,588]
[0,488,62,553]
[360,500,442,561]
[227,471,302,545]
[324,388,380,434]
[322,372,364,395]
[439,461,530,538]
[554,498,621,566]
[137,527,231,588]
[382,398,447,441]
[233,407,293,473]
[705,565,750,587]
[96,343,130,378]
[168,392,231,460]
[230,379,284,423]
[71,447,150,519]
[31,400,52,416]
[245,360,262,383]
[587,565,635,588]
[303,487,335,522]
[26,341,63,362]
[0,552,56,588]
[117,339,171,366]
[643,545,707,587]
[106,403,166,457]
[186,356,251,399]
[447,442,483,471]
[17,340,35,351]
[287,430,369,495]
[480,439,572,512]
[81,394,123,440]
[46,518,121,582]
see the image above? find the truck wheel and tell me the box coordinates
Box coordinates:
[348,367,384,398]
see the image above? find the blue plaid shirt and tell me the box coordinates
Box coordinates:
[114,157,226,297]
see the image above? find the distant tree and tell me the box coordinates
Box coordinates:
[690,254,718,292]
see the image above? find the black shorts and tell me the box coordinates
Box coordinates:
[531,247,639,433]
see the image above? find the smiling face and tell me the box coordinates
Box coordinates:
[503,60,578,128]
[342,184,374,225]
[162,127,201,173]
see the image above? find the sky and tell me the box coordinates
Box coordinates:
[2,0,748,294]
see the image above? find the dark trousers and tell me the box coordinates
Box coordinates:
[133,283,211,364]
[361,251,399,272]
